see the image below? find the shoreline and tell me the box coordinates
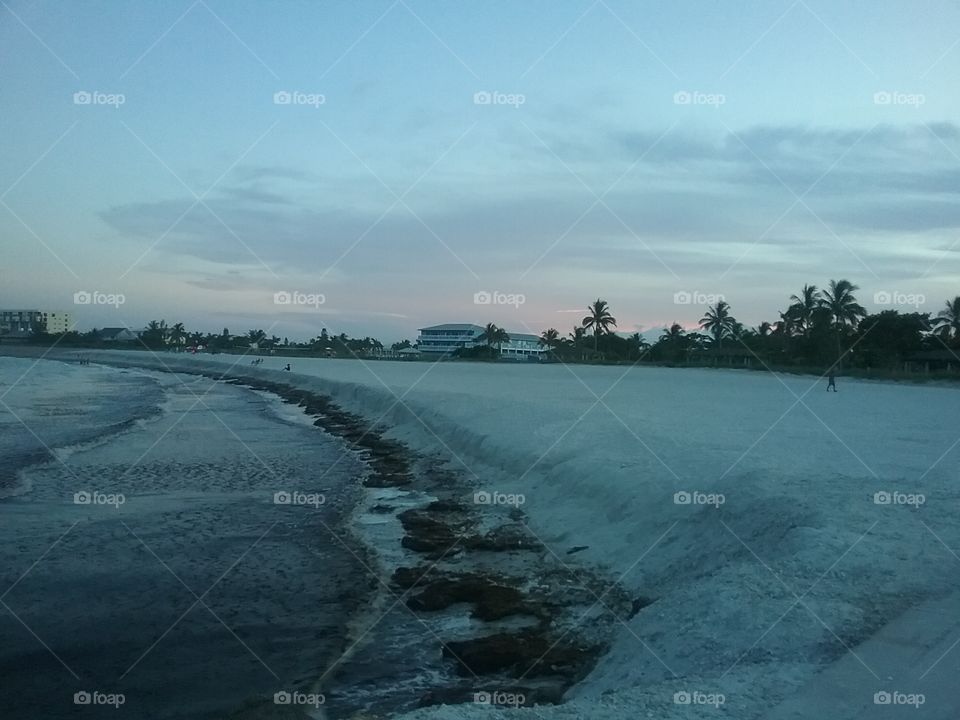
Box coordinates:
[6,348,960,718]
[157,367,631,716]
[7,343,959,388]
[1,349,629,717]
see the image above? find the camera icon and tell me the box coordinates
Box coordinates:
[874,691,892,705]
[673,91,692,105]
[874,291,891,305]
[274,691,292,705]
[73,91,91,105]
[473,91,492,105]
[474,491,492,505]
[673,691,691,705]
[274,491,292,505]
[673,290,691,305]
[473,691,492,704]
[74,291,92,305]
[874,491,892,505]
[273,291,292,305]
[74,691,92,705]
[473,290,492,305]
[273,91,291,105]
[674,491,691,505]
[74,491,92,505]
[873,91,891,105]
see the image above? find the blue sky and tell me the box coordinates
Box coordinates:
[2,0,958,342]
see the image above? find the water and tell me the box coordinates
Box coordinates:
[0,358,375,719]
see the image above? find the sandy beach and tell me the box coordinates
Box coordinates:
[4,348,957,719]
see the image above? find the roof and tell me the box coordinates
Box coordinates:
[97,327,137,340]
[418,324,485,332]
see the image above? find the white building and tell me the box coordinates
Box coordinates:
[499,332,547,360]
[0,309,72,335]
[417,324,484,354]
[417,324,547,360]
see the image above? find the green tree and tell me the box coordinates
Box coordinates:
[699,301,738,349]
[788,284,819,336]
[934,296,960,340]
[582,298,617,351]
[819,279,866,365]
[480,322,510,354]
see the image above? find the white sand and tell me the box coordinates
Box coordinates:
[82,352,960,718]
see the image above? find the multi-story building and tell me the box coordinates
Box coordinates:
[0,309,72,335]
[499,332,546,360]
[417,323,485,354]
[417,324,547,360]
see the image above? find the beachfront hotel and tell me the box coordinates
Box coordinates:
[417,324,547,359]
[0,309,72,335]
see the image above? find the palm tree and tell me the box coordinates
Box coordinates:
[789,284,819,336]
[569,326,586,345]
[143,319,169,347]
[699,301,738,349]
[756,321,773,337]
[479,323,510,354]
[627,332,649,361]
[935,296,960,340]
[539,328,560,351]
[660,323,686,343]
[819,279,866,363]
[582,298,617,351]
[247,328,267,348]
[169,322,186,347]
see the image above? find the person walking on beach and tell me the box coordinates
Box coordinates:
[826,369,837,392]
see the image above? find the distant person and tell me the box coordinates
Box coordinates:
[284,363,291,371]
[827,369,837,392]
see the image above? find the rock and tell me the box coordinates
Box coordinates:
[407,576,532,621]
[442,632,598,678]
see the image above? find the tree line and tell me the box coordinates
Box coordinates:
[533,281,959,370]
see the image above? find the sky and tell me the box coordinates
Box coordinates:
[1,0,958,343]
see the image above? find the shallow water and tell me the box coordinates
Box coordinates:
[0,362,374,719]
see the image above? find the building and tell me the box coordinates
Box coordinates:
[417,323,485,354]
[499,332,547,360]
[417,324,547,360]
[0,309,72,335]
[97,327,139,342]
